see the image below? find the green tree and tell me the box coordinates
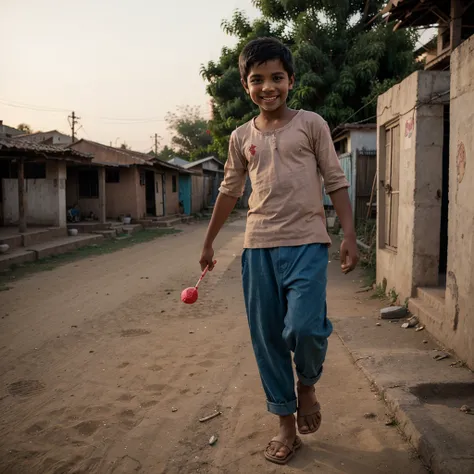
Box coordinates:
[166,106,213,161]
[155,145,175,162]
[17,123,32,134]
[201,1,420,159]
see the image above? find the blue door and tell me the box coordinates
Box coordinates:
[179,175,192,215]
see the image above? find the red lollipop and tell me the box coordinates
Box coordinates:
[181,261,216,305]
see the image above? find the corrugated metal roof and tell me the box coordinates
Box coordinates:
[182,156,223,169]
[168,157,190,167]
[332,123,376,139]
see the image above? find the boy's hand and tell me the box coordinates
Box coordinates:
[200,246,215,271]
[340,236,358,274]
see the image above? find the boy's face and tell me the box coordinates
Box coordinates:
[242,59,295,113]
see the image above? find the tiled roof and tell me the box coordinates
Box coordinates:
[12,129,70,139]
[0,138,92,160]
[68,139,193,173]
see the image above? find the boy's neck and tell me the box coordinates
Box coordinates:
[256,104,297,131]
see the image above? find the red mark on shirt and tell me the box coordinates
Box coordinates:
[249,144,256,156]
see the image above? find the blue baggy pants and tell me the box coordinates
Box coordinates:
[242,244,332,416]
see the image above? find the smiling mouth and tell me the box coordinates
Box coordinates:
[261,96,279,103]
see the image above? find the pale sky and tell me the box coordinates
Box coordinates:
[0,0,259,152]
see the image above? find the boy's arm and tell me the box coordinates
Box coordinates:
[200,194,238,270]
[329,188,358,273]
[313,118,358,273]
[200,132,247,271]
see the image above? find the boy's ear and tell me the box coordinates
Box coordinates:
[241,77,250,94]
[289,74,295,90]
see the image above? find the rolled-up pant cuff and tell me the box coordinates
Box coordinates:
[267,399,297,416]
[297,369,323,387]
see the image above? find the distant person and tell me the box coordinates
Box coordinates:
[199,37,358,464]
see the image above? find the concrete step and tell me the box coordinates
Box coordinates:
[136,219,161,228]
[92,229,117,239]
[22,228,67,247]
[0,228,67,250]
[155,217,183,228]
[67,222,111,233]
[0,234,22,250]
[408,297,446,336]
[0,249,36,272]
[154,214,180,222]
[27,234,104,259]
[109,223,125,234]
[416,287,446,315]
[122,224,143,235]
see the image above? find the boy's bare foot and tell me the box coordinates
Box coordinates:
[265,414,297,461]
[297,381,321,434]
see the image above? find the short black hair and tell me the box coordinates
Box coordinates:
[239,37,294,82]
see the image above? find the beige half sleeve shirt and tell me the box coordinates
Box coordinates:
[219,109,349,248]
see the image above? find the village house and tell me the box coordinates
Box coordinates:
[168,156,224,213]
[0,121,23,139]
[0,138,92,230]
[332,123,377,156]
[0,138,106,271]
[322,124,377,223]
[375,0,474,368]
[13,130,73,147]
[68,140,195,222]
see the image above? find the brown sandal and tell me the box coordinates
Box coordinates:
[264,436,302,465]
[297,383,322,435]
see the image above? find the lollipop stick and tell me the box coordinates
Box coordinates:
[195,260,216,288]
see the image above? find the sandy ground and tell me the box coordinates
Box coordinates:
[0,219,427,474]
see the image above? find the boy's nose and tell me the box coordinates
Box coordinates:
[262,82,276,92]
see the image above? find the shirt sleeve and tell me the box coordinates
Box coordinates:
[313,118,350,194]
[218,131,248,198]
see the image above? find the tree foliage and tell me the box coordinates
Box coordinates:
[155,145,175,162]
[165,106,213,161]
[201,0,420,159]
[17,123,32,134]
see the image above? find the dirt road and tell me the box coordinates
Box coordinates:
[0,219,426,474]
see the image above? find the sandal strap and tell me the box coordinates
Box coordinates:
[298,402,321,417]
[266,440,294,454]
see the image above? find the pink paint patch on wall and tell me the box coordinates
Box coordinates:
[405,118,414,138]
[457,142,466,183]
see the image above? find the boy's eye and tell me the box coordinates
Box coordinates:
[250,78,262,84]
[273,76,283,82]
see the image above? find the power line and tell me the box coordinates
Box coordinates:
[0,98,70,113]
[332,95,379,133]
[0,97,212,123]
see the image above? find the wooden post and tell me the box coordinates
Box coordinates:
[98,167,106,224]
[366,171,377,220]
[451,0,462,50]
[18,157,27,233]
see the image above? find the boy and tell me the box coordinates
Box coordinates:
[199,37,358,464]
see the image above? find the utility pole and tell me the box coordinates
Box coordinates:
[151,133,161,155]
[68,111,80,142]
